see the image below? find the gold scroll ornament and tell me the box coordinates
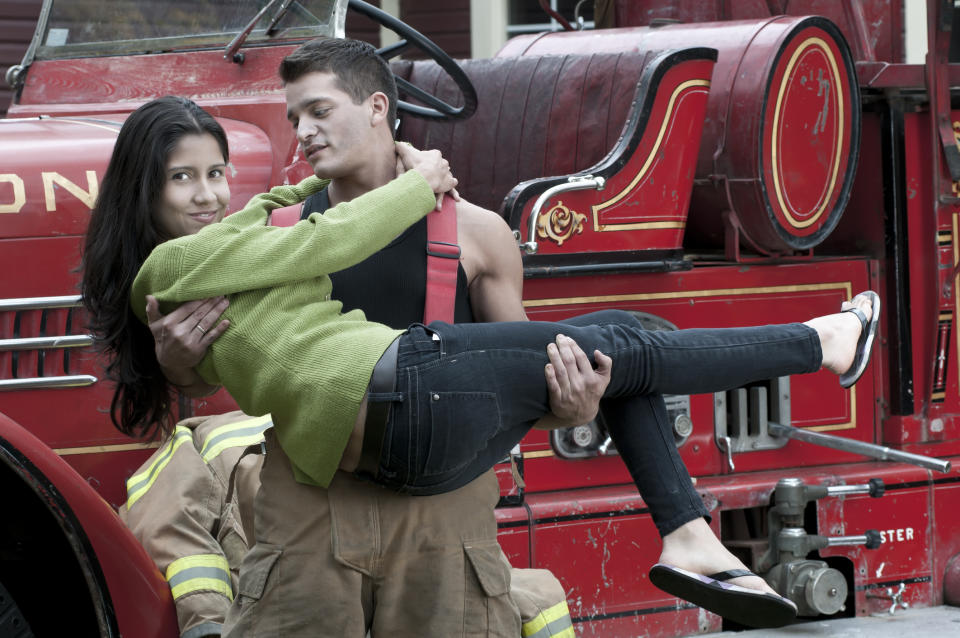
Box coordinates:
[536,200,587,246]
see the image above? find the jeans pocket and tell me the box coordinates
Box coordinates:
[422,391,501,479]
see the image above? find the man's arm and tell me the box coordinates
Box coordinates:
[457,201,611,427]
[121,422,235,638]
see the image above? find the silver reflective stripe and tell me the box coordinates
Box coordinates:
[167,565,232,590]
[125,429,191,499]
[181,622,223,638]
[524,612,574,638]
[200,420,272,460]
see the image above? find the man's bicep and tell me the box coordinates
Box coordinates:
[468,212,527,323]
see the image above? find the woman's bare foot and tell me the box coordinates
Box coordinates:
[804,293,874,376]
[658,518,778,596]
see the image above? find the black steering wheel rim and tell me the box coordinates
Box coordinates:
[348,0,478,120]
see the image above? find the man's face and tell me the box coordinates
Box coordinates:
[285,71,381,179]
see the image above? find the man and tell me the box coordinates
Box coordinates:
[139,38,606,637]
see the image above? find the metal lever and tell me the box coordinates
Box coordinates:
[717,436,735,471]
[769,422,952,473]
[520,175,605,254]
[826,529,882,549]
[826,478,885,498]
[597,436,614,456]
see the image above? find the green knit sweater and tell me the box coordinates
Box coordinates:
[131,171,437,487]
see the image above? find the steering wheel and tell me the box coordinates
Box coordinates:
[348,0,478,120]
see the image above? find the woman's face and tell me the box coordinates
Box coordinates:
[155,133,230,239]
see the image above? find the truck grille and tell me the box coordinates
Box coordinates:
[714,376,791,458]
[0,295,97,391]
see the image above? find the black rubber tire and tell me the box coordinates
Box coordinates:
[0,579,34,638]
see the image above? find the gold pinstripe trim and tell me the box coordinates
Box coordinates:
[521,282,853,308]
[54,441,161,455]
[591,79,710,232]
[522,281,859,435]
[770,37,844,229]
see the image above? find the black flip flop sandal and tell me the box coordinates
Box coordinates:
[649,563,798,629]
[838,290,880,388]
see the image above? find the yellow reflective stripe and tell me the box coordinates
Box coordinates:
[125,426,192,509]
[199,415,272,463]
[165,554,233,601]
[522,601,575,638]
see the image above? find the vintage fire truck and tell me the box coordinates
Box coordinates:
[2,0,960,636]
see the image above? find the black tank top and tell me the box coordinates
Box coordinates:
[302,188,475,329]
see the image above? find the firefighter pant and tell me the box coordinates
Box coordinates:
[224,429,530,637]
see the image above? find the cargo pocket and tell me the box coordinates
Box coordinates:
[463,540,519,637]
[223,543,283,636]
[236,543,282,606]
[423,391,500,478]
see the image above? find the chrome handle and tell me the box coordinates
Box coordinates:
[520,175,605,254]
[718,436,735,471]
[0,295,82,311]
[0,375,97,391]
[826,478,885,498]
[0,335,93,352]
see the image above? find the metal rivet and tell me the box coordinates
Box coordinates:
[432,393,440,401]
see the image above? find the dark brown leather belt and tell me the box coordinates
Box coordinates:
[356,337,399,477]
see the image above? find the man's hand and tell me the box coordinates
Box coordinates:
[542,334,612,428]
[146,295,228,395]
[395,142,459,210]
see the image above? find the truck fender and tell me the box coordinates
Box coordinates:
[0,412,179,637]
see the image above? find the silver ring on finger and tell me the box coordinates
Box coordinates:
[194,323,207,335]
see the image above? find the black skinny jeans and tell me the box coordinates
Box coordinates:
[371,310,822,536]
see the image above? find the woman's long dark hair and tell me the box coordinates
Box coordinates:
[81,96,229,440]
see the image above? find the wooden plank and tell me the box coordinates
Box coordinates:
[0,0,43,21]
[0,19,39,44]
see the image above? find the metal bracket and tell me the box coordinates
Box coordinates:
[521,175,605,254]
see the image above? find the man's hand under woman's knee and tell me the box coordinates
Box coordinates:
[539,334,613,429]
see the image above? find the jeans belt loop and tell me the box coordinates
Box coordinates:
[357,337,399,476]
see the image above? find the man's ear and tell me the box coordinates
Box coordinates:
[369,91,390,127]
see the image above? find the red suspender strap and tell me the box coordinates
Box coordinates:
[269,203,303,227]
[423,194,461,324]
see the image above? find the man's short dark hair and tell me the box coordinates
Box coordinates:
[280,38,399,129]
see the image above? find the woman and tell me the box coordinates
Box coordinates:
[83,97,879,628]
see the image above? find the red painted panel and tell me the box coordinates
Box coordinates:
[517,59,712,255]
[523,487,717,637]
[519,258,877,493]
[502,17,861,254]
